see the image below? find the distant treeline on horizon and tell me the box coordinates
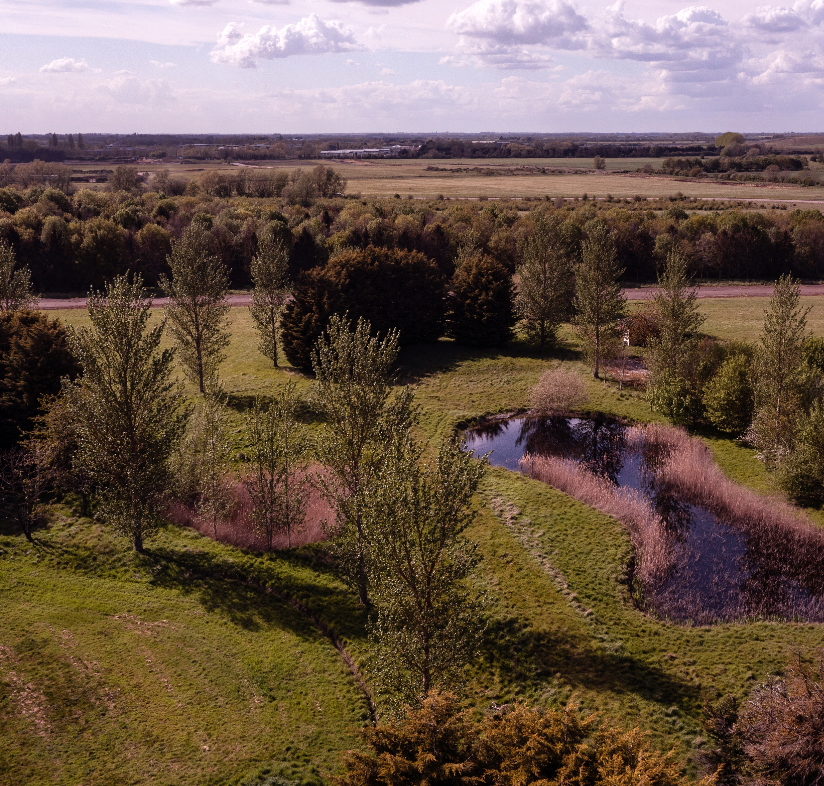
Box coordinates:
[3,130,821,163]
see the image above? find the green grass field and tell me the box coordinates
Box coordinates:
[4,298,824,784]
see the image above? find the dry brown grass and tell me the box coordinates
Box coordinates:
[167,465,333,551]
[520,452,672,589]
[529,368,590,414]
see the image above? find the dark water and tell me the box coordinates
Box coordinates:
[465,417,824,624]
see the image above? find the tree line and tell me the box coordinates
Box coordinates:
[4,179,824,297]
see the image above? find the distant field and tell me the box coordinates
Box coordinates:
[67,158,824,203]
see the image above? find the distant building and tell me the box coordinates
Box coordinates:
[320,145,420,159]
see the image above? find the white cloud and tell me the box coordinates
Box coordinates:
[448,0,588,46]
[210,15,359,67]
[380,66,395,74]
[150,60,177,68]
[40,57,97,73]
[0,76,16,86]
[346,58,360,66]
[100,72,173,105]
[170,0,218,6]
[744,6,805,33]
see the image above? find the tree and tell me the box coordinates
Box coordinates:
[0,310,80,449]
[593,155,606,170]
[65,274,186,552]
[161,224,230,394]
[573,223,626,379]
[447,254,515,346]
[180,389,235,537]
[647,250,706,421]
[249,233,291,367]
[0,441,53,542]
[0,240,38,313]
[703,351,755,435]
[366,436,487,702]
[515,215,574,349]
[245,382,311,550]
[750,275,810,465]
[312,315,415,607]
[775,402,824,505]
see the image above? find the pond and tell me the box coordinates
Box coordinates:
[465,416,824,624]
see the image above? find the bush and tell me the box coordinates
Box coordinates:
[280,247,447,371]
[776,403,824,506]
[622,303,660,347]
[739,654,824,785]
[529,368,589,413]
[337,691,708,786]
[447,254,515,346]
[703,352,755,435]
[0,311,80,449]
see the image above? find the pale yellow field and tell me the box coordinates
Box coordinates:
[70,157,824,203]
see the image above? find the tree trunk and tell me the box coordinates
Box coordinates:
[134,529,144,553]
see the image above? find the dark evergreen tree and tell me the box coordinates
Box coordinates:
[323,247,446,343]
[0,311,80,449]
[446,253,515,346]
[280,268,340,371]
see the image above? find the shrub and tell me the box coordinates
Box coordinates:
[703,352,755,435]
[447,253,515,346]
[623,304,661,347]
[337,691,708,786]
[738,654,824,785]
[776,403,824,506]
[0,311,80,449]
[529,368,589,413]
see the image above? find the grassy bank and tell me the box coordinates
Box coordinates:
[3,298,824,783]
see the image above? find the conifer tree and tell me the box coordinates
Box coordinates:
[161,224,230,393]
[573,223,625,379]
[249,233,291,367]
[515,214,574,349]
[447,254,515,346]
[751,275,810,465]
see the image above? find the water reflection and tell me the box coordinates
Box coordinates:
[465,416,824,624]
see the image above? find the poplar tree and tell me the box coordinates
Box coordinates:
[0,240,38,313]
[751,275,810,465]
[311,315,415,607]
[161,224,230,393]
[366,435,487,703]
[245,382,311,550]
[249,233,291,367]
[573,223,625,379]
[65,274,186,552]
[515,215,574,349]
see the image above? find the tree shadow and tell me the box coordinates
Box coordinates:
[225,392,326,426]
[480,615,702,716]
[397,338,583,386]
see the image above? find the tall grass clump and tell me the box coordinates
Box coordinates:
[529,368,589,414]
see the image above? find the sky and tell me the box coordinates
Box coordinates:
[1,0,824,133]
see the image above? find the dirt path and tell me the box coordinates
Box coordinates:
[38,285,824,310]
[624,284,824,300]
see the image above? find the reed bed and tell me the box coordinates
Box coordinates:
[522,423,824,624]
[167,466,333,552]
[520,453,674,589]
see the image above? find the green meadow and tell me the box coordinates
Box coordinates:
[3,297,824,785]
